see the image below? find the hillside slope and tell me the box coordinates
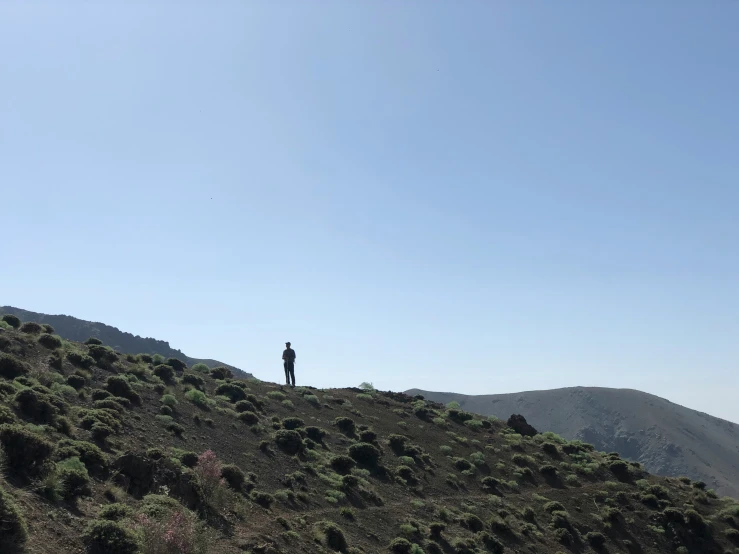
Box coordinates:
[0,320,738,553]
[1,306,251,379]
[407,387,739,499]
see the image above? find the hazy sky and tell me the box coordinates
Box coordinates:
[2,2,737,423]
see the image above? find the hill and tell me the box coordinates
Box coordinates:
[0,306,251,379]
[0,322,738,553]
[406,387,739,500]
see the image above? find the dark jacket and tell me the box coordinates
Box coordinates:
[282,348,296,362]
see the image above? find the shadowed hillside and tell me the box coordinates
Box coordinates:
[0,317,738,553]
[407,387,739,499]
[1,306,250,379]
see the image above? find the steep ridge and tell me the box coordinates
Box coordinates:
[1,306,250,379]
[0,317,738,553]
[407,387,739,499]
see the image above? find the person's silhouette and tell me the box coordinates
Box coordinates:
[282,341,296,387]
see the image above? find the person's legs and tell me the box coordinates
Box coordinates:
[288,361,295,387]
[284,362,290,385]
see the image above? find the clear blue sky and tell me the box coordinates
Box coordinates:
[2,2,737,423]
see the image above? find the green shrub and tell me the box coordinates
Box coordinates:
[234,400,257,413]
[105,376,141,405]
[66,374,86,390]
[1,315,21,329]
[178,452,199,468]
[389,537,413,553]
[84,337,103,345]
[98,503,131,521]
[20,322,42,334]
[88,345,118,366]
[94,398,128,412]
[358,429,377,443]
[334,416,356,434]
[545,501,565,513]
[91,423,114,441]
[56,439,107,475]
[166,357,187,372]
[453,458,472,471]
[349,442,381,466]
[0,353,29,379]
[539,464,558,476]
[274,429,303,455]
[0,424,54,478]
[726,528,739,543]
[266,390,286,401]
[282,417,304,430]
[190,363,209,373]
[462,513,483,532]
[58,458,92,501]
[37,333,62,349]
[221,464,246,491]
[315,521,348,551]
[480,476,500,490]
[330,455,357,475]
[153,364,175,382]
[91,389,112,401]
[554,527,573,545]
[0,405,15,424]
[83,520,138,554]
[160,394,178,407]
[210,366,232,380]
[585,531,606,548]
[238,411,259,425]
[251,490,274,507]
[181,373,205,390]
[305,426,327,442]
[67,351,95,369]
[185,389,212,410]
[215,382,246,402]
[14,387,62,423]
[0,484,28,548]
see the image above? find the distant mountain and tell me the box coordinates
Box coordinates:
[407,386,739,498]
[1,305,251,379]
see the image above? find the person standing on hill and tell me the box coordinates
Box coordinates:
[282,342,296,387]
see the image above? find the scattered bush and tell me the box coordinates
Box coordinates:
[56,439,107,475]
[330,455,357,475]
[539,464,558,476]
[585,531,606,548]
[315,521,348,551]
[91,423,114,441]
[0,484,28,548]
[160,394,178,407]
[1,315,21,329]
[185,389,212,410]
[105,376,141,404]
[237,411,259,425]
[349,442,381,466]
[14,387,62,423]
[389,537,413,553]
[215,382,246,402]
[37,333,62,349]
[453,458,472,471]
[66,374,86,390]
[88,345,118,366]
[481,476,500,490]
[234,400,257,413]
[210,366,233,380]
[58,458,92,501]
[221,464,246,491]
[166,357,187,372]
[83,520,138,554]
[20,322,42,334]
[153,364,175,383]
[334,417,356,435]
[98,503,131,521]
[190,363,209,373]
[180,373,203,390]
[84,337,103,345]
[274,429,304,455]
[67,351,95,369]
[94,399,127,412]
[282,416,304,430]
[359,429,377,443]
[554,527,574,545]
[0,353,29,379]
[251,491,274,508]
